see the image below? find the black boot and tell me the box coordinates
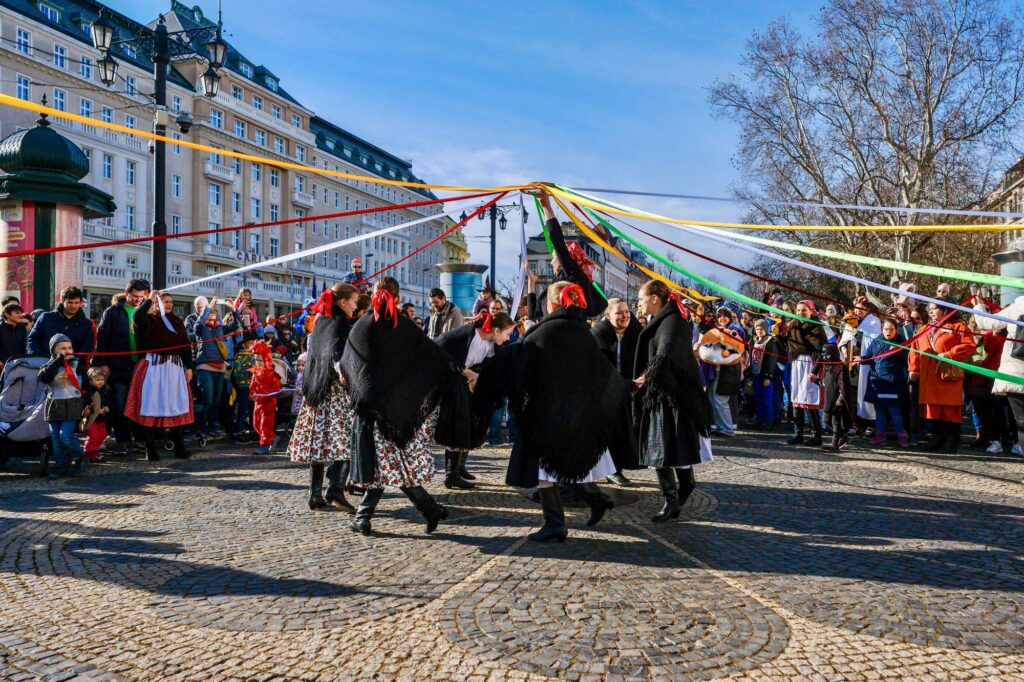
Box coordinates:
[143,430,161,462]
[528,486,567,542]
[458,451,476,481]
[444,450,474,490]
[652,467,680,522]
[401,485,449,533]
[325,460,355,512]
[350,488,384,535]
[805,417,823,447]
[923,423,946,452]
[171,427,191,460]
[786,420,805,446]
[571,482,614,527]
[941,423,961,454]
[308,464,329,510]
[676,467,696,508]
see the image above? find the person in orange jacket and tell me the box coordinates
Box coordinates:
[249,341,281,454]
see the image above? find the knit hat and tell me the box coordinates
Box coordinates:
[48,333,71,355]
[297,352,308,364]
[753,319,769,331]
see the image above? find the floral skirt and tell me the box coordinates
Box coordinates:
[287,382,355,464]
[366,409,438,489]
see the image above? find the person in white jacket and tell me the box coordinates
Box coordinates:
[973,296,1024,463]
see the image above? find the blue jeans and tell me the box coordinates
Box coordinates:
[752,377,775,424]
[488,403,506,444]
[875,402,906,435]
[109,380,131,443]
[196,369,225,436]
[49,420,84,475]
[233,384,252,435]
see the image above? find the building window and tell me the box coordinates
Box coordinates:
[323,187,329,204]
[266,77,278,92]
[291,114,301,128]
[334,191,340,208]
[102,253,114,266]
[230,156,240,175]
[208,222,221,245]
[122,44,136,59]
[240,62,253,78]
[52,88,66,111]
[205,265,219,275]
[171,215,182,234]
[39,4,60,22]
[270,168,280,187]
[126,255,138,269]
[102,154,112,179]
[231,84,243,100]
[232,192,241,213]
[271,104,281,119]
[254,128,266,146]
[53,44,67,69]
[231,231,241,250]
[16,29,31,55]
[171,262,182,275]
[251,163,261,181]
[172,132,182,154]
[333,223,340,239]
[101,107,112,123]
[209,183,222,206]
[234,119,246,138]
[249,233,261,253]
[320,252,327,267]
[209,148,223,164]
[296,176,306,193]
[82,148,91,171]
[126,160,136,185]
[83,251,93,264]
[269,237,279,257]
[126,205,135,230]
[252,95,263,110]
[16,75,31,102]
[270,203,279,221]
[125,75,136,96]
[295,145,306,163]
[273,137,284,154]
[333,252,340,270]
[171,95,182,113]
[124,114,136,129]
[250,197,262,219]
[167,173,180,198]
[210,108,223,128]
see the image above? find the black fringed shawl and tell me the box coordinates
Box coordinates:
[476,306,631,486]
[302,309,351,408]
[133,298,192,368]
[341,310,460,448]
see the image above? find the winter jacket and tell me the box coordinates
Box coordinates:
[38,354,83,422]
[973,297,1024,396]
[0,321,26,363]
[907,320,975,408]
[714,363,742,396]
[27,305,95,364]
[195,308,229,367]
[862,336,909,404]
[96,301,139,383]
[428,300,464,339]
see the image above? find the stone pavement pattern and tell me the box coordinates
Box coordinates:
[1,431,1023,681]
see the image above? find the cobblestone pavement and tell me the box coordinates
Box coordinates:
[1,429,1023,681]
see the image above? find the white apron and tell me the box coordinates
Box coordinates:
[140,354,191,417]
[791,354,823,409]
[538,449,617,483]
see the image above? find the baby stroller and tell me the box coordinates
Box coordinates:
[0,356,52,475]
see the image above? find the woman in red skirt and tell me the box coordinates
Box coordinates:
[125,291,195,461]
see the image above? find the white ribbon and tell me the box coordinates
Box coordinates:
[509,194,528,317]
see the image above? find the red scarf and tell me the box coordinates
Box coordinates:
[63,361,81,392]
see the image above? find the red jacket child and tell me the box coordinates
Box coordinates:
[249,341,281,452]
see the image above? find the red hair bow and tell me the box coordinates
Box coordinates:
[477,311,493,333]
[566,241,595,279]
[559,283,587,309]
[667,292,690,319]
[311,289,334,317]
[372,289,399,328]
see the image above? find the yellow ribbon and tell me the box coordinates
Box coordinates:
[548,184,1018,233]
[0,94,525,193]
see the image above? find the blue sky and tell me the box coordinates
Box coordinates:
[109,0,813,288]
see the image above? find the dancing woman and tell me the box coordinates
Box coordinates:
[786,300,829,447]
[124,291,194,461]
[341,277,464,536]
[476,281,634,542]
[433,311,516,489]
[633,280,713,522]
[287,283,359,511]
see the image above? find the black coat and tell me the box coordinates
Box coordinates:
[0,322,26,363]
[527,218,606,320]
[302,309,351,408]
[434,324,478,369]
[475,306,636,487]
[27,305,94,362]
[592,317,642,380]
[433,323,493,449]
[634,304,712,468]
[96,301,138,383]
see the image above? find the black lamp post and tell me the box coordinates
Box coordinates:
[460,203,526,290]
[90,9,227,290]
[421,266,430,319]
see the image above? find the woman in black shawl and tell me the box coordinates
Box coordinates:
[340,277,464,536]
[526,193,606,320]
[785,300,829,447]
[433,311,516,489]
[476,281,634,543]
[634,280,714,522]
[288,283,359,511]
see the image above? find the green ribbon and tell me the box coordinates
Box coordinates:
[559,184,1024,290]
[586,208,1024,386]
[534,197,554,253]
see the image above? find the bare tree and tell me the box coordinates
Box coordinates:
[709,0,1024,304]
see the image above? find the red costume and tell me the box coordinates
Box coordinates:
[249,342,281,447]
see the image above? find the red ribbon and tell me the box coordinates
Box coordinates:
[372,289,399,328]
[63,361,81,393]
[667,292,690,319]
[477,311,493,333]
[311,289,334,317]
[558,283,587,309]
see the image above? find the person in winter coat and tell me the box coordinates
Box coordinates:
[38,333,86,478]
[750,319,782,429]
[81,367,112,462]
[249,341,281,454]
[427,288,464,339]
[786,301,829,446]
[908,302,976,453]
[0,302,27,366]
[973,296,1024,462]
[233,288,258,330]
[965,327,1013,453]
[27,287,94,376]
[860,319,910,448]
[819,343,853,451]
[96,279,151,453]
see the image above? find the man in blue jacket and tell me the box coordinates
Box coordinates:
[26,287,94,376]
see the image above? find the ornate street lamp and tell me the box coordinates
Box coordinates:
[97,53,118,86]
[89,10,115,53]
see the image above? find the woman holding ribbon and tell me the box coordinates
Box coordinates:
[476,281,633,542]
[124,291,194,461]
[785,300,829,447]
[633,279,713,522]
[433,310,517,489]
[341,277,464,536]
[288,283,360,511]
